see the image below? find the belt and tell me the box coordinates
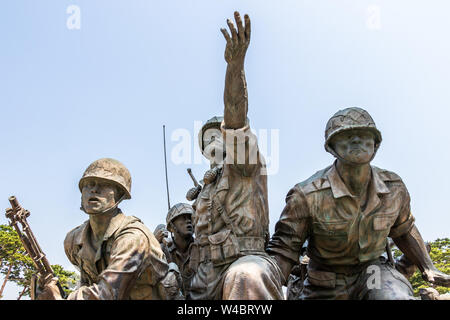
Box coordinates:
[308,258,380,276]
[237,236,265,252]
[197,236,266,263]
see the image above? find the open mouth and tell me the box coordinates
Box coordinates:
[88,197,101,203]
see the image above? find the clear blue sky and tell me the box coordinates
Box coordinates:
[1,1,450,299]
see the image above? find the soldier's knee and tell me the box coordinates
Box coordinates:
[226,256,265,283]
[222,255,284,299]
[365,273,415,300]
[366,287,416,300]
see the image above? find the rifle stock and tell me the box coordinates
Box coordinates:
[5,196,66,299]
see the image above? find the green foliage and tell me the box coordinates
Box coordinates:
[0,225,34,298]
[408,238,450,296]
[0,224,78,299]
[0,224,34,271]
[52,264,79,296]
[392,238,450,296]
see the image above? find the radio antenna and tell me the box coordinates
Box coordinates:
[163,125,171,210]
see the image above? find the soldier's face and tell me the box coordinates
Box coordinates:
[331,129,376,164]
[203,128,225,165]
[81,179,119,215]
[172,214,193,238]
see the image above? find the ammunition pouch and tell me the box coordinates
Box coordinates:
[190,230,266,268]
[208,229,240,266]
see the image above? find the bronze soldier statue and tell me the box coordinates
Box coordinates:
[36,158,180,300]
[187,12,284,300]
[267,107,450,299]
[161,203,195,298]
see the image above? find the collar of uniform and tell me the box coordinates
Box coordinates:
[97,210,126,263]
[74,210,125,246]
[371,167,391,195]
[101,209,126,241]
[327,162,390,199]
[74,221,89,246]
[327,162,354,199]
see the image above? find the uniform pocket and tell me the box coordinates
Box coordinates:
[312,220,349,254]
[313,220,349,237]
[208,229,240,266]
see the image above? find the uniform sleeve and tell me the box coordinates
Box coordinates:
[67,229,151,300]
[266,186,311,264]
[63,230,77,267]
[389,186,416,239]
[63,227,90,287]
[221,122,263,177]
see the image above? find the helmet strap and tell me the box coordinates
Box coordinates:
[80,194,126,215]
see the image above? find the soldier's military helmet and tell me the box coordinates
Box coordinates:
[198,116,224,152]
[166,203,194,232]
[154,224,167,234]
[197,116,251,153]
[78,158,132,200]
[324,107,382,155]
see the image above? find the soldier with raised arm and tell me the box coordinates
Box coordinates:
[36,158,180,300]
[267,108,450,299]
[187,12,284,300]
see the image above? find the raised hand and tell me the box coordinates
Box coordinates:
[220,11,251,66]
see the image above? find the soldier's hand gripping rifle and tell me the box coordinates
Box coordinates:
[5,196,66,299]
[186,168,202,201]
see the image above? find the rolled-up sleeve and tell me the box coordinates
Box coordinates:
[221,122,262,177]
[67,230,150,300]
[266,186,311,264]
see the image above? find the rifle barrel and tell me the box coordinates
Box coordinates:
[187,168,199,187]
[6,196,54,276]
[9,196,19,211]
[163,125,171,210]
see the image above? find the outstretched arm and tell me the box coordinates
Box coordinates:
[221,11,250,129]
[390,188,450,287]
[393,226,450,287]
[266,187,311,285]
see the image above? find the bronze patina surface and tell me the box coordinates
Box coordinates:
[187,12,284,300]
[36,158,180,300]
[162,203,195,298]
[267,107,450,299]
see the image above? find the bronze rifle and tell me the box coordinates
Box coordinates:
[5,196,66,299]
[186,168,202,201]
